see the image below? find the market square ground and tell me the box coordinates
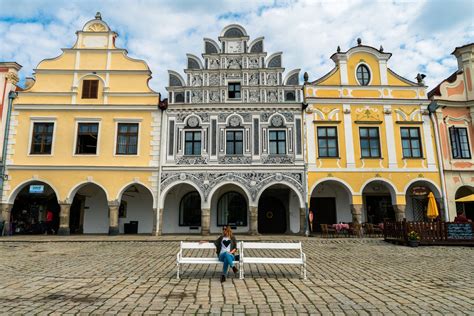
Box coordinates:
[0,238,472,315]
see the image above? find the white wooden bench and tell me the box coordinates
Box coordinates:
[176,241,240,279]
[239,241,306,280]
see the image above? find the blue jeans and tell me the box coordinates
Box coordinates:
[218,252,234,276]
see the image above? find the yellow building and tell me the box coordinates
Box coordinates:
[0,13,160,235]
[303,40,444,229]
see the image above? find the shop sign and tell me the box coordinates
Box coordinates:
[29,185,44,194]
[412,186,428,196]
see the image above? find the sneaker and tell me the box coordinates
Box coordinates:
[220,275,226,283]
[232,266,238,274]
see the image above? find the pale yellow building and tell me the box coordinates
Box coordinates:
[303,40,444,230]
[1,13,160,235]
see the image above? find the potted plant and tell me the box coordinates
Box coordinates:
[407,231,420,247]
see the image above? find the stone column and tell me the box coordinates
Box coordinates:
[394,205,406,222]
[156,208,164,235]
[201,208,210,236]
[0,203,12,236]
[351,204,363,224]
[152,208,158,236]
[108,201,120,236]
[299,207,306,235]
[249,206,258,235]
[57,203,71,235]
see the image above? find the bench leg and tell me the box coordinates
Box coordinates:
[176,263,180,280]
[303,263,307,280]
[239,262,244,280]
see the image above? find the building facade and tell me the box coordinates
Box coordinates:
[303,40,444,230]
[1,14,161,235]
[429,43,474,221]
[162,25,305,235]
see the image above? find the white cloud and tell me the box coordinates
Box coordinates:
[0,0,472,94]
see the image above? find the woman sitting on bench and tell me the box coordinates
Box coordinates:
[215,225,239,282]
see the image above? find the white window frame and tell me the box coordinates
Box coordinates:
[72,118,102,157]
[225,128,245,156]
[113,118,142,157]
[447,124,472,160]
[28,117,57,157]
[354,62,373,86]
[226,80,242,102]
[268,128,287,155]
[183,129,203,156]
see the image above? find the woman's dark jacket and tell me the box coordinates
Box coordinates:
[214,235,237,256]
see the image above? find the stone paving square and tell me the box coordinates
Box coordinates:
[0,238,472,315]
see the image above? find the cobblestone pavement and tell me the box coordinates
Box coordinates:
[0,238,473,315]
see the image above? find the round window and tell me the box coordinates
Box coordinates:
[356,64,370,86]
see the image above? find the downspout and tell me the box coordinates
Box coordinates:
[302,73,309,236]
[0,91,17,202]
[428,100,449,221]
[156,96,168,235]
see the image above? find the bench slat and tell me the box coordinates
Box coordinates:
[181,242,216,249]
[242,242,301,249]
[242,257,303,264]
[180,258,239,264]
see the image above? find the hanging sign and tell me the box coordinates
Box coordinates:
[29,185,44,194]
[412,186,428,196]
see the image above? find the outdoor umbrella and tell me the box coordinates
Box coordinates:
[455,194,474,202]
[426,192,439,220]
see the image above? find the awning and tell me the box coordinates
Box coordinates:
[455,194,474,202]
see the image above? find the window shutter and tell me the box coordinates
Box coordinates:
[82,80,91,98]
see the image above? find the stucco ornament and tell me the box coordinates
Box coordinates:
[271,115,284,127]
[87,23,107,32]
[208,58,220,69]
[229,115,241,127]
[187,116,199,128]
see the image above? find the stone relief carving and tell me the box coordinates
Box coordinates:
[176,156,208,165]
[161,171,303,202]
[248,57,259,69]
[267,73,277,85]
[209,90,220,102]
[191,74,202,86]
[187,116,199,128]
[218,113,231,122]
[227,72,241,79]
[209,74,220,86]
[241,113,252,122]
[208,58,220,69]
[249,90,260,102]
[191,91,202,103]
[261,155,294,164]
[249,73,259,85]
[267,90,278,103]
[227,57,242,69]
[281,112,294,122]
[197,112,210,123]
[218,156,252,164]
[271,115,284,127]
[228,115,242,127]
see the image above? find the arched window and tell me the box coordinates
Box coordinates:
[356,64,370,86]
[179,192,201,226]
[217,191,247,226]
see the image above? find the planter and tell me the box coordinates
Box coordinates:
[408,240,420,247]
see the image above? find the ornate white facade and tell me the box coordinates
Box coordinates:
[161,25,305,235]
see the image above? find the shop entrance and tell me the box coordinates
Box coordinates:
[258,188,288,234]
[69,195,86,234]
[365,196,394,223]
[310,197,336,232]
[11,182,60,235]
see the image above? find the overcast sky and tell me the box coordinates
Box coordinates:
[1,0,473,95]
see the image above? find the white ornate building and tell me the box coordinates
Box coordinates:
[160,25,305,235]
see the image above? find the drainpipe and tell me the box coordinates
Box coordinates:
[302,74,310,236]
[428,100,449,221]
[0,91,17,202]
[156,97,168,235]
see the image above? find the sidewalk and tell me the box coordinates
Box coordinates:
[0,234,384,243]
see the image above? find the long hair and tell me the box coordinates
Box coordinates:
[225,225,233,238]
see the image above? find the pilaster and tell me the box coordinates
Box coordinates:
[108,200,120,236]
[394,204,406,222]
[57,203,71,235]
[249,206,258,235]
[201,208,210,236]
[0,203,12,236]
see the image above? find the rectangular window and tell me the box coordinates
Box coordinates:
[30,122,54,155]
[228,82,241,99]
[401,127,422,158]
[226,130,243,155]
[81,80,99,99]
[76,123,99,155]
[317,127,338,157]
[359,127,380,158]
[269,130,286,155]
[450,126,471,159]
[184,131,201,155]
[116,123,138,155]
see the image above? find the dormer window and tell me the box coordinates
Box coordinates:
[228,82,241,99]
[356,65,370,86]
[82,80,99,99]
